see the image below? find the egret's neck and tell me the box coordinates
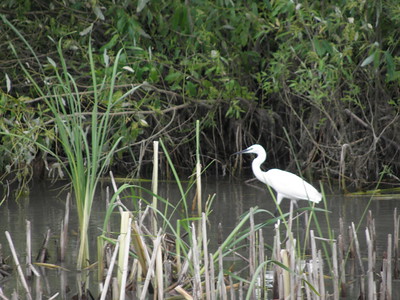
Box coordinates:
[251,151,266,182]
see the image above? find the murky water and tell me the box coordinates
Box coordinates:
[0,178,399,297]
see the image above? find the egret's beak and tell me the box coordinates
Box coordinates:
[233,148,251,156]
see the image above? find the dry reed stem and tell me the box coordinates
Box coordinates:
[386,234,392,300]
[112,277,119,300]
[366,227,376,300]
[318,250,325,299]
[209,253,216,300]
[5,231,32,300]
[218,247,227,300]
[280,249,290,298]
[332,241,339,299]
[155,236,164,299]
[202,213,211,300]
[248,208,256,299]
[258,229,265,299]
[37,228,51,263]
[174,285,194,300]
[48,292,59,300]
[100,236,120,300]
[119,217,132,300]
[351,222,365,297]
[25,220,31,278]
[151,140,159,235]
[0,288,9,300]
[60,193,70,262]
[139,229,163,300]
[393,208,399,279]
[192,224,201,300]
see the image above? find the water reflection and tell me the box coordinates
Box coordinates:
[0,179,399,297]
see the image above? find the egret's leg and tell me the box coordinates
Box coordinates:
[273,194,283,218]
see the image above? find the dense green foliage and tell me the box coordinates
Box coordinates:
[1,0,400,190]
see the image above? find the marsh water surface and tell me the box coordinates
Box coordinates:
[0,178,398,297]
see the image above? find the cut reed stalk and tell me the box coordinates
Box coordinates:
[155,235,164,299]
[393,208,399,279]
[139,229,163,300]
[281,249,290,298]
[151,140,159,235]
[119,216,132,300]
[112,277,119,300]
[386,233,392,300]
[0,288,9,300]
[60,193,70,262]
[366,227,376,300]
[318,250,325,299]
[332,241,339,299]
[202,213,211,300]
[5,231,32,300]
[209,253,216,300]
[248,207,255,299]
[174,285,194,300]
[218,247,227,300]
[25,220,31,278]
[258,229,265,300]
[192,224,202,300]
[37,229,51,263]
[351,222,365,295]
[117,212,131,289]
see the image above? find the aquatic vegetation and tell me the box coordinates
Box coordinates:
[2,25,141,268]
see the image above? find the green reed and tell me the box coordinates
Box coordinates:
[4,17,140,268]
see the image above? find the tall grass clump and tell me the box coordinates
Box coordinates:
[4,19,141,269]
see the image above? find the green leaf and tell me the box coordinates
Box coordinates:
[361,53,375,67]
[384,51,395,82]
[165,71,182,84]
[137,0,150,13]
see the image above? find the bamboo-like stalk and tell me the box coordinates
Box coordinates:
[366,227,376,300]
[318,250,325,299]
[37,228,51,263]
[100,237,120,300]
[60,193,70,262]
[209,253,216,300]
[310,230,319,296]
[112,277,119,300]
[332,241,339,299]
[5,231,32,300]
[174,285,194,300]
[202,213,211,300]
[196,120,202,219]
[386,233,392,300]
[155,237,164,299]
[228,276,235,300]
[25,220,31,278]
[217,247,227,300]
[288,236,296,298]
[0,288,9,300]
[281,249,290,298]
[117,212,131,288]
[151,141,159,235]
[351,222,365,296]
[139,229,163,300]
[248,208,256,299]
[192,224,201,299]
[119,217,132,300]
[393,208,399,279]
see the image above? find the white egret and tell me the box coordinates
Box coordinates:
[235,144,322,208]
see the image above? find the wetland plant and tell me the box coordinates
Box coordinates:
[4,21,141,268]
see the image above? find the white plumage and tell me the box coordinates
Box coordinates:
[235,144,322,206]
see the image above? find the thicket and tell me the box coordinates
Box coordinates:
[0,0,400,190]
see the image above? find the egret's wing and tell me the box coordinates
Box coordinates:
[263,169,321,203]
